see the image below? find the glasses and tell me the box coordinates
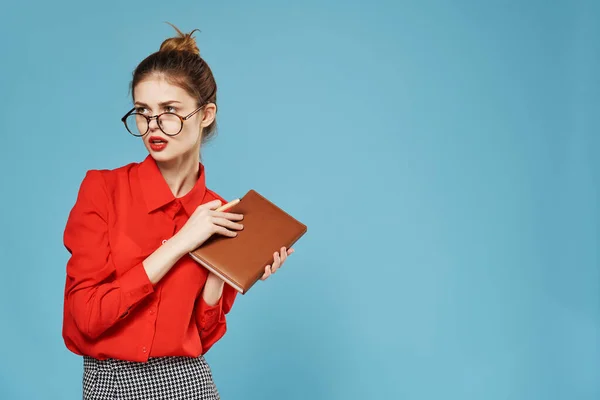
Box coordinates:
[121,105,204,137]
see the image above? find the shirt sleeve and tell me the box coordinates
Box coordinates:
[195,278,238,354]
[63,170,154,340]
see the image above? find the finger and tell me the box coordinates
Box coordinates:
[280,247,287,263]
[261,265,271,280]
[212,217,244,230]
[212,211,244,221]
[287,247,294,255]
[271,251,281,273]
[215,198,240,212]
[198,199,222,211]
[214,226,238,238]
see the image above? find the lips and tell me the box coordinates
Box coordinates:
[148,136,168,152]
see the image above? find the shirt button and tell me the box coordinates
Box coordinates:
[142,346,147,353]
[149,309,155,315]
[162,239,167,245]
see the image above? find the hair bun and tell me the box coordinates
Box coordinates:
[159,23,200,55]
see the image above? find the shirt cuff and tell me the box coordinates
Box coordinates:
[118,262,154,318]
[198,295,223,328]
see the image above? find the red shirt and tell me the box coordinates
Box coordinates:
[61,155,237,362]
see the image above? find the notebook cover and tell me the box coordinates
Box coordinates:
[188,189,307,294]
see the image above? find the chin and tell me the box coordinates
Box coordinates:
[145,141,198,164]
[149,151,175,162]
[145,145,175,162]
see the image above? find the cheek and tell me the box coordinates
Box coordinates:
[175,123,202,147]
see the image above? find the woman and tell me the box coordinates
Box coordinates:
[62,24,292,399]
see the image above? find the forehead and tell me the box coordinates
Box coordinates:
[133,75,194,105]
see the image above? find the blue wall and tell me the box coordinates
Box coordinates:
[0,1,598,399]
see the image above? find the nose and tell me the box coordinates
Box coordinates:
[148,116,160,131]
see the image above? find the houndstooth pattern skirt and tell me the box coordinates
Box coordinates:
[82,355,220,400]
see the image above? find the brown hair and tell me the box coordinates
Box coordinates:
[130,23,218,142]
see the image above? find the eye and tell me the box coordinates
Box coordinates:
[165,105,177,113]
[136,107,148,114]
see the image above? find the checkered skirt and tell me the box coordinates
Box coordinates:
[82,355,220,399]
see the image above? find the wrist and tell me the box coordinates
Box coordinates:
[205,272,225,288]
[165,233,191,258]
[203,273,225,306]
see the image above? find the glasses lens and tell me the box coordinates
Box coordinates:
[158,113,183,135]
[125,114,147,136]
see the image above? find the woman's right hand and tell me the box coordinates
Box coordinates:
[172,199,244,254]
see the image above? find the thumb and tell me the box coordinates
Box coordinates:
[198,199,222,210]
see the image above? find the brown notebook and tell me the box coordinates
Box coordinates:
[188,189,307,294]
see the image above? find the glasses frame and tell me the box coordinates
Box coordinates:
[121,104,206,137]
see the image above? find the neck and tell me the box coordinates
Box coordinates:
[155,153,200,198]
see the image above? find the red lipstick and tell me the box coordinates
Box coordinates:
[148,136,168,152]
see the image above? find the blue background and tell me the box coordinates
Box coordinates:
[1,0,598,399]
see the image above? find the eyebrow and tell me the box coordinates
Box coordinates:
[134,100,182,107]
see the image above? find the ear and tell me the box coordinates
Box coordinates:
[200,103,217,128]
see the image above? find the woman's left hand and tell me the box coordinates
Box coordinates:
[261,247,294,280]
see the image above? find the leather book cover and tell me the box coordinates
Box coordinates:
[188,189,307,294]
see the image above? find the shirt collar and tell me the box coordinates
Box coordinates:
[137,155,207,215]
